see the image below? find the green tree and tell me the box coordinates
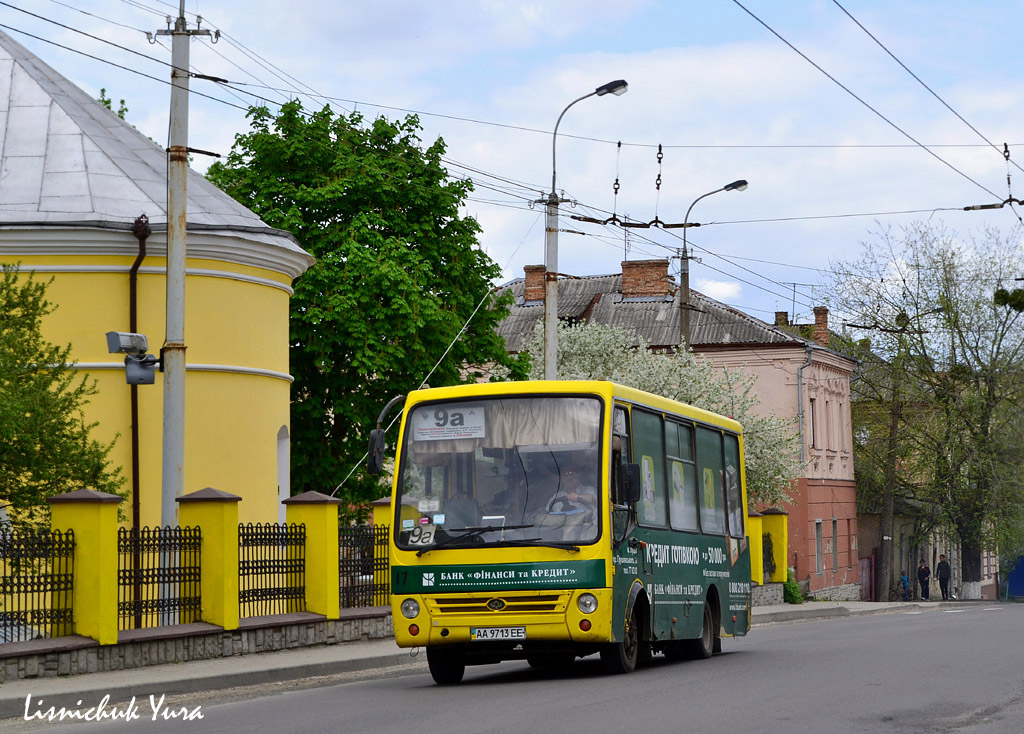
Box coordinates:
[516,321,803,507]
[207,102,525,511]
[829,223,1024,598]
[98,88,128,120]
[0,265,122,526]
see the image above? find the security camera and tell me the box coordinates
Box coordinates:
[105,331,149,356]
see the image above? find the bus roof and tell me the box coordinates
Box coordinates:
[403,380,744,434]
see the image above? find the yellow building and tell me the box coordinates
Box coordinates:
[0,31,313,525]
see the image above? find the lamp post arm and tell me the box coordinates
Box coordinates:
[551,91,598,196]
[683,187,726,230]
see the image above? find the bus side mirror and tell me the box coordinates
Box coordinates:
[623,463,642,504]
[367,429,386,475]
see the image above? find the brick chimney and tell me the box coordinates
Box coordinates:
[524,265,545,302]
[775,311,789,328]
[621,259,671,299]
[813,306,830,348]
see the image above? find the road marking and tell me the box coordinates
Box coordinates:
[982,606,1001,611]
[943,609,966,613]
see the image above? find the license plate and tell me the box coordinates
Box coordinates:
[470,627,526,641]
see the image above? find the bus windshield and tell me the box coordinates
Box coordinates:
[394,395,603,551]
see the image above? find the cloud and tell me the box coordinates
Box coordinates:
[696,279,742,302]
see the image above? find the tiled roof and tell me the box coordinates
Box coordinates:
[496,272,809,351]
[0,30,311,272]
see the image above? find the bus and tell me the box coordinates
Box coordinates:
[368,380,751,684]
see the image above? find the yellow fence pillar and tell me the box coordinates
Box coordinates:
[762,509,789,584]
[370,497,391,528]
[747,511,764,586]
[284,491,341,619]
[48,488,123,645]
[177,487,241,631]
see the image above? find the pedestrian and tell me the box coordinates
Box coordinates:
[900,570,910,601]
[917,559,931,600]
[937,554,951,601]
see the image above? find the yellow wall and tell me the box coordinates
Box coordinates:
[747,514,764,586]
[11,251,297,525]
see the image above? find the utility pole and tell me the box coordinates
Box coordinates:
[155,4,212,527]
[676,180,748,349]
[677,245,693,350]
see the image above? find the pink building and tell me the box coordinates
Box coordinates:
[497,259,860,599]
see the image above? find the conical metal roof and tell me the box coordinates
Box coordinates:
[0,29,312,276]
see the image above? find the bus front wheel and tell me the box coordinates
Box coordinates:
[601,608,639,674]
[426,648,465,685]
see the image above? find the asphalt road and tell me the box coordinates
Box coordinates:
[8,604,1023,734]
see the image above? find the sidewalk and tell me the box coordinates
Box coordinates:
[0,599,958,719]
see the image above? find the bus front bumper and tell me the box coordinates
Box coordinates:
[392,588,613,649]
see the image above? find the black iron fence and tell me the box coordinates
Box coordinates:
[117,526,202,630]
[0,528,75,643]
[339,525,389,608]
[238,523,305,618]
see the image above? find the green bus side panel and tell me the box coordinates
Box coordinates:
[612,526,751,643]
[391,560,606,594]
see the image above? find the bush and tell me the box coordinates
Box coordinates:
[783,567,803,604]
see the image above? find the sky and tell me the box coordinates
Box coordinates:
[8,0,1024,326]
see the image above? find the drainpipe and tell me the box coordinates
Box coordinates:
[129,214,150,631]
[129,215,151,530]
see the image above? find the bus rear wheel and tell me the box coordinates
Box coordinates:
[426,648,465,685]
[601,607,639,674]
[686,602,716,660]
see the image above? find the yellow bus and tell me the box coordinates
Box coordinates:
[368,380,751,684]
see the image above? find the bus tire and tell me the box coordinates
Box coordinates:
[686,603,715,660]
[601,607,639,674]
[426,648,465,685]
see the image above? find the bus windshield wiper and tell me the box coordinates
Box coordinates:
[491,539,581,552]
[416,524,532,556]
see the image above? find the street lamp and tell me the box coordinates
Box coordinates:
[543,79,628,381]
[678,179,748,348]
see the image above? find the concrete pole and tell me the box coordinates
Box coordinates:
[542,81,627,381]
[162,4,190,527]
[677,180,747,350]
[543,192,559,381]
[679,243,692,350]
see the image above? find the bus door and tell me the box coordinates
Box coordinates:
[630,407,678,641]
[610,404,640,638]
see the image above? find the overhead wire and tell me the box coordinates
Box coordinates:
[730,0,1002,201]
[831,0,1024,177]
[27,2,1024,161]
[23,4,1010,320]
[46,0,149,34]
[3,1,172,69]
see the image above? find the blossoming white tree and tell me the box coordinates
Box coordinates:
[518,322,802,508]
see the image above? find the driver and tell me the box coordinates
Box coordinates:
[542,458,598,540]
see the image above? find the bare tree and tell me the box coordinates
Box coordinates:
[830,223,1024,598]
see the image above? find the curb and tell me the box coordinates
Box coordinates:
[751,606,851,625]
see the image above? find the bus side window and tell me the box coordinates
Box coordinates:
[723,433,745,538]
[611,406,631,505]
[696,426,726,535]
[668,421,698,532]
[632,408,668,527]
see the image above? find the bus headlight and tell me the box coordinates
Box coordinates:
[401,598,420,619]
[577,593,598,614]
